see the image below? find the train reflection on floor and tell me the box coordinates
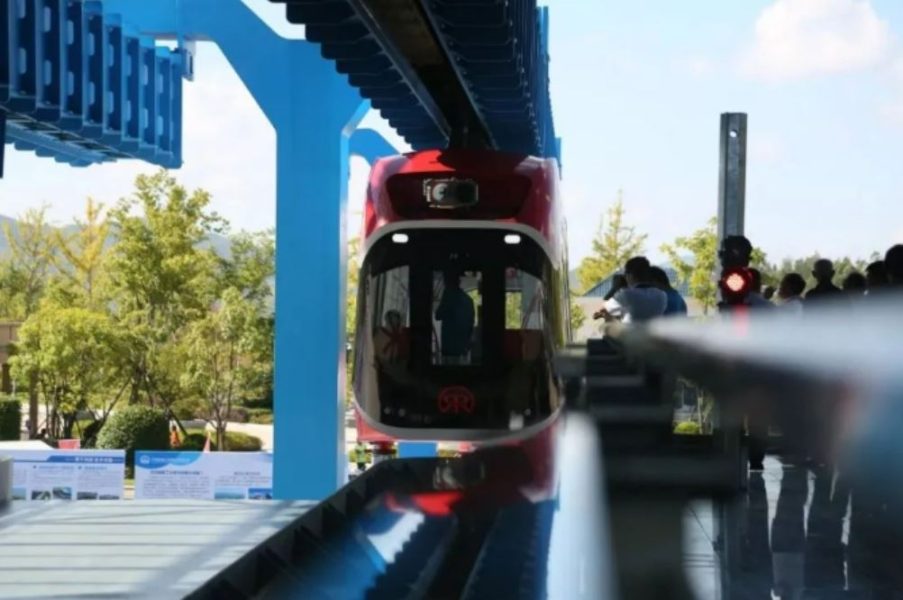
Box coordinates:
[685,456,903,599]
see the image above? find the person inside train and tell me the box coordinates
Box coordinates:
[373,309,408,363]
[593,256,667,323]
[435,270,475,363]
[648,266,687,316]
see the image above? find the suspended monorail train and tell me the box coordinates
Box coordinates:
[352,149,570,442]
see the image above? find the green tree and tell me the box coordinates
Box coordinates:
[221,231,275,409]
[661,217,767,315]
[762,254,870,291]
[576,191,647,293]
[106,171,223,408]
[220,230,275,307]
[345,237,361,407]
[0,207,59,437]
[11,307,124,439]
[177,288,268,450]
[569,297,586,334]
[51,198,112,308]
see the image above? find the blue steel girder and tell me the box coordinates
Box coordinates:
[103,0,371,500]
[1,0,185,169]
[270,0,559,164]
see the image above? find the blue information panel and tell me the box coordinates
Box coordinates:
[135,451,273,500]
[4,449,126,501]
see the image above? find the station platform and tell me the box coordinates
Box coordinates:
[0,500,312,598]
[1,453,901,598]
[685,456,903,599]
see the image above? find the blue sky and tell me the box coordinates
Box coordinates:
[2,0,903,265]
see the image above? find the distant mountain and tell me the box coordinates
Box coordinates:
[0,214,233,258]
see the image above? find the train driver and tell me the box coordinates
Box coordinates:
[435,270,475,364]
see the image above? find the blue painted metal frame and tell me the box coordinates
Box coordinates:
[103,0,375,500]
[1,0,184,169]
[270,0,560,164]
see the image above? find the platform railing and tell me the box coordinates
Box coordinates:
[602,293,903,507]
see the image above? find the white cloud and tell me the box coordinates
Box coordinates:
[742,0,892,81]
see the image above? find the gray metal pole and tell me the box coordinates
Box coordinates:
[717,113,747,243]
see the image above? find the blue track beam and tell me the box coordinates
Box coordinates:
[0,109,6,176]
[1,0,185,169]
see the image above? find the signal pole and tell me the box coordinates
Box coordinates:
[717,113,747,244]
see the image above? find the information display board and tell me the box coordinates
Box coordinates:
[2,449,126,501]
[134,451,273,500]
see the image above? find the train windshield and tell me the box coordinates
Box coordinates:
[353,228,564,438]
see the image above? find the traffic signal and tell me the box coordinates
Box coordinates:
[719,267,753,305]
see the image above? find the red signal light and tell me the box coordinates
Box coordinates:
[720,267,753,304]
[724,271,748,294]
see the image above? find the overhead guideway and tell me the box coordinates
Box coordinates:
[269,0,560,162]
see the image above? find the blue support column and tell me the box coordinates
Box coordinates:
[350,128,399,164]
[104,0,368,499]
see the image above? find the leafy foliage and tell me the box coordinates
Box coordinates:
[97,405,170,466]
[106,171,223,408]
[660,217,767,314]
[0,398,20,440]
[11,307,125,439]
[569,297,586,334]
[180,429,262,452]
[576,191,647,293]
[674,421,701,435]
[177,288,269,449]
[761,254,871,290]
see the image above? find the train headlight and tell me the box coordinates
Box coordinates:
[423,178,478,209]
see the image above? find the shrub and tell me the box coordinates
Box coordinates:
[247,408,273,424]
[222,430,262,451]
[227,407,249,423]
[171,398,204,421]
[674,421,701,435]
[180,429,263,452]
[0,398,20,440]
[97,405,170,467]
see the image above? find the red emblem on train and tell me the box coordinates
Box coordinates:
[437,386,476,414]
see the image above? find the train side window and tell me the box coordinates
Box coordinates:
[505,269,545,331]
[432,270,481,366]
[372,266,410,364]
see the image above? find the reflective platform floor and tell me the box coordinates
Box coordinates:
[684,456,903,599]
[0,500,313,598]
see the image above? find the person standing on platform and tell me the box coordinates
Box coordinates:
[593,257,667,323]
[805,259,842,304]
[885,244,903,287]
[778,273,806,314]
[649,266,688,316]
[747,268,774,309]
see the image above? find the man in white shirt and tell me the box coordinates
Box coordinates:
[593,257,667,324]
